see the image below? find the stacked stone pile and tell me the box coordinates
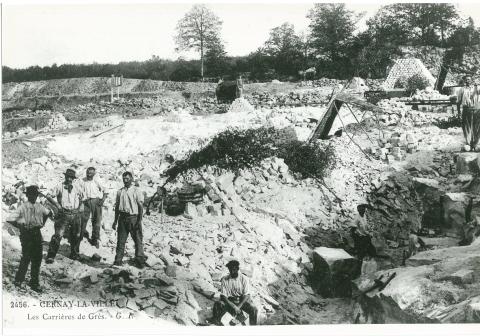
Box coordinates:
[367,173,423,243]
[410,88,450,101]
[368,132,419,162]
[247,91,328,109]
[46,113,71,130]
[2,126,35,139]
[297,78,346,88]
[376,98,449,126]
[89,115,124,131]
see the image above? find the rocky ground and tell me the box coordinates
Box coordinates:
[2,79,480,328]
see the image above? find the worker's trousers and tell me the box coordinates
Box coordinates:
[82,198,102,242]
[462,107,480,150]
[213,298,258,325]
[15,227,43,286]
[114,213,145,264]
[47,210,82,259]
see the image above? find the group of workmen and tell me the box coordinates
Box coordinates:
[7,168,259,326]
[7,168,146,290]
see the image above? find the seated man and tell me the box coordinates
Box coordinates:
[211,260,258,326]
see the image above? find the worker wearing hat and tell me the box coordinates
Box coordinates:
[6,185,53,293]
[211,259,258,326]
[45,168,85,263]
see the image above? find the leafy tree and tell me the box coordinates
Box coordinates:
[175,4,223,80]
[263,22,304,77]
[307,4,362,62]
[204,36,228,77]
[366,3,461,47]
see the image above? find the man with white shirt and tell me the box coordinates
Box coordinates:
[81,167,107,249]
[112,171,146,268]
[45,168,84,263]
[211,259,258,326]
[7,185,53,292]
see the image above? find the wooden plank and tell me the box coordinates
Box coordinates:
[308,92,387,143]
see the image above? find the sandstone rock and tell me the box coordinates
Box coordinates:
[442,193,469,237]
[184,202,197,219]
[165,265,177,277]
[456,152,480,175]
[442,269,475,285]
[311,247,360,297]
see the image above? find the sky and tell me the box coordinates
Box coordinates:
[2,1,480,69]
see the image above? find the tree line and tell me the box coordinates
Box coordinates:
[3,3,480,83]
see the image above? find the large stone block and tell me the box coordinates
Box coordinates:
[456,152,480,175]
[311,247,360,297]
[442,193,469,237]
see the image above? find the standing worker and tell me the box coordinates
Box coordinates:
[81,167,107,249]
[45,168,84,263]
[112,172,146,268]
[7,186,53,293]
[456,75,480,151]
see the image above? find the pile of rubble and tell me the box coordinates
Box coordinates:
[297,78,346,88]
[367,172,422,244]
[247,91,328,109]
[46,113,71,130]
[89,115,124,131]
[368,132,418,162]
[376,98,449,126]
[2,126,35,139]
[410,88,451,101]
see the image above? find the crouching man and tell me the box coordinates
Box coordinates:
[211,259,258,326]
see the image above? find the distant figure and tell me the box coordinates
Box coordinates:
[350,204,390,260]
[112,171,146,268]
[408,230,426,257]
[456,75,480,150]
[211,260,258,326]
[81,167,107,249]
[236,76,244,98]
[46,168,84,263]
[7,186,53,293]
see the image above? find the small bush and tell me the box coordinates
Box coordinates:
[394,76,408,89]
[406,74,430,94]
[166,127,336,180]
[280,141,336,179]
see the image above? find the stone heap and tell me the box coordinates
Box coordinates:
[2,126,34,139]
[46,113,71,130]
[247,91,328,109]
[297,78,346,88]
[410,88,451,101]
[376,98,450,126]
[369,132,418,162]
[366,172,423,244]
[383,58,436,90]
[89,115,124,131]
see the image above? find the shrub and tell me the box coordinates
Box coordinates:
[394,76,408,89]
[280,141,336,179]
[166,127,336,180]
[406,74,430,94]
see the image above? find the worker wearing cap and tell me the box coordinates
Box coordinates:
[81,167,107,249]
[6,185,53,293]
[211,259,258,326]
[112,171,146,268]
[45,168,84,263]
